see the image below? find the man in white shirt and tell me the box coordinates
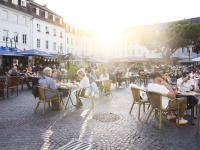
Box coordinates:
[177,72,200,115]
[148,72,188,124]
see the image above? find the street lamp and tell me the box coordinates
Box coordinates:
[5,36,18,52]
[58,46,63,55]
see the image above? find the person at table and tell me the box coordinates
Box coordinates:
[25,67,36,89]
[175,69,181,80]
[115,69,123,88]
[162,71,171,84]
[52,69,58,81]
[100,69,109,85]
[177,72,200,115]
[39,67,62,111]
[126,69,135,83]
[109,71,116,83]
[148,72,188,124]
[89,69,97,82]
[11,66,24,79]
[73,69,90,107]
[189,70,195,79]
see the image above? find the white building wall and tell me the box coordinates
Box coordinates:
[0,5,32,51]
[31,18,65,54]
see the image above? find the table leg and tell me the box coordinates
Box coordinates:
[191,96,195,125]
[65,89,74,110]
[21,79,23,91]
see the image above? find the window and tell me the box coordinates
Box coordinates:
[46,41,49,49]
[14,32,18,43]
[70,26,73,32]
[79,40,81,45]
[66,25,69,31]
[76,39,77,45]
[60,44,63,51]
[22,17,26,25]
[36,8,39,15]
[13,14,18,23]
[127,42,129,46]
[132,49,135,54]
[21,0,26,7]
[53,15,55,21]
[53,29,56,36]
[59,18,62,24]
[12,0,18,5]
[3,30,8,41]
[37,24,40,31]
[37,39,40,48]
[182,47,185,53]
[138,49,141,54]
[46,27,49,33]
[60,31,63,38]
[132,42,135,45]
[22,34,26,44]
[138,41,141,45]
[2,10,8,20]
[127,50,130,55]
[45,11,48,19]
[53,42,56,50]
[71,39,73,44]
[71,48,73,54]
[67,38,69,43]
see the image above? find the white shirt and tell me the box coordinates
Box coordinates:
[189,73,195,78]
[177,77,194,91]
[79,76,90,89]
[148,83,169,109]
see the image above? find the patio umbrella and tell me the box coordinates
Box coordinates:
[0,50,23,56]
[64,53,77,60]
[17,49,53,57]
[119,57,132,62]
[130,57,146,61]
[192,57,200,61]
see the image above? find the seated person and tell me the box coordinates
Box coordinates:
[89,69,98,82]
[189,70,195,79]
[115,69,123,88]
[100,69,109,86]
[73,69,90,107]
[126,69,135,83]
[109,71,116,83]
[162,71,170,84]
[177,72,200,115]
[148,72,188,124]
[25,67,36,89]
[175,69,181,80]
[52,69,58,81]
[39,67,62,111]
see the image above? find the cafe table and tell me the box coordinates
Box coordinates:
[28,76,41,87]
[59,85,77,109]
[175,91,200,125]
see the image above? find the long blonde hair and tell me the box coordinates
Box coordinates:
[175,69,180,76]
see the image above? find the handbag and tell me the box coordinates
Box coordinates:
[78,88,85,97]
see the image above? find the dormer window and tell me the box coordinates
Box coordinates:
[75,29,77,34]
[66,25,69,31]
[59,18,62,24]
[70,26,73,32]
[60,31,63,38]
[45,11,48,19]
[21,0,26,7]
[12,0,18,5]
[53,15,55,21]
[36,8,39,15]
[37,24,40,32]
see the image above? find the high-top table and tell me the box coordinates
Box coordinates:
[175,91,200,125]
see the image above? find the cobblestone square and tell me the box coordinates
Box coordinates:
[0,84,200,150]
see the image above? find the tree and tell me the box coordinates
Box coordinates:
[141,20,200,63]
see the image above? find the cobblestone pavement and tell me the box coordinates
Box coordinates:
[0,83,200,150]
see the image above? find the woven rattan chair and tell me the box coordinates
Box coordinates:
[146,91,179,129]
[102,80,113,97]
[171,78,176,82]
[34,86,61,115]
[4,76,20,98]
[76,86,94,109]
[197,104,200,134]
[0,77,6,99]
[129,86,150,119]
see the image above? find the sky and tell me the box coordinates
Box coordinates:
[34,0,200,31]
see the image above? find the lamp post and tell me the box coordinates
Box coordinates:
[5,36,18,52]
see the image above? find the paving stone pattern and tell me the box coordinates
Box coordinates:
[0,84,200,150]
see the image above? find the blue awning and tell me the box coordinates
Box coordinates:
[0,49,23,56]
[17,49,53,57]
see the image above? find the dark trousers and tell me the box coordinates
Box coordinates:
[183,96,199,109]
[52,92,63,109]
[117,77,123,86]
[130,77,135,83]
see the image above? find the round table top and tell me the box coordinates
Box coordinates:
[175,91,200,96]
[59,85,77,89]
[95,80,104,82]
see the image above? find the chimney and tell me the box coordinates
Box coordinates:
[43,4,47,8]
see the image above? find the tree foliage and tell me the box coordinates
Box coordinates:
[141,20,200,62]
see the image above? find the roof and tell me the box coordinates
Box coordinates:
[0,0,33,16]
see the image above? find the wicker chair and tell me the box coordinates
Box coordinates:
[129,86,150,119]
[34,86,61,115]
[102,80,113,97]
[146,91,180,129]
[197,104,200,134]
[4,76,20,98]
[171,78,176,82]
[76,86,94,109]
[0,77,6,99]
